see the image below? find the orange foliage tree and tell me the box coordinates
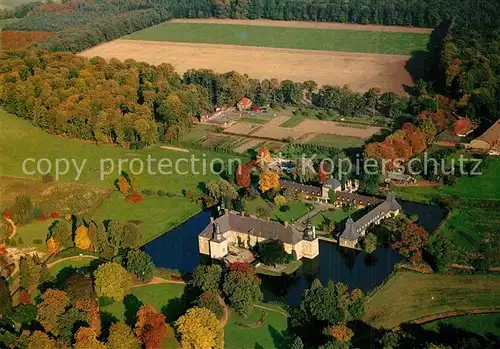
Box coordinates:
[236,163,251,188]
[135,305,168,349]
[46,237,60,254]
[392,222,429,262]
[0,31,56,50]
[76,299,101,337]
[259,171,280,192]
[74,226,92,250]
[74,327,107,349]
[118,176,131,194]
[256,145,272,167]
[324,324,354,342]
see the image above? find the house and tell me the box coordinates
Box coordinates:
[333,192,383,209]
[454,117,475,137]
[198,113,210,123]
[279,178,343,203]
[470,120,500,154]
[339,192,401,249]
[384,171,417,184]
[237,97,252,111]
[198,211,319,260]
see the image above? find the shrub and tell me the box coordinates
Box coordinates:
[50,212,59,218]
[142,189,155,196]
[42,173,53,183]
[38,215,46,221]
[18,237,24,245]
[279,205,290,212]
[32,239,43,245]
[125,192,144,203]
[157,190,168,197]
[196,291,225,319]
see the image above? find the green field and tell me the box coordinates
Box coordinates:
[306,133,365,149]
[311,209,352,230]
[365,271,500,329]
[0,110,242,243]
[124,22,430,55]
[48,257,97,277]
[225,306,290,349]
[245,197,311,223]
[15,219,55,248]
[423,313,500,338]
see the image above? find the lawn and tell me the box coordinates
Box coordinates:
[101,283,186,348]
[15,219,56,248]
[0,110,243,243]
[225,306,290,349]
[311,209,351,230]
[48,257,97,277]
[423,313,500,338]
[239,116,272,125]
[245,197,311,223]
[92,192,201,243]
[125,22,429,55]
[365,271,500,329]
[306,133,365,149]
[280,115,305,128]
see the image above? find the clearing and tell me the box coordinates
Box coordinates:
[364,271,500,329]
[124,21,429,55]
[80,40,413,93]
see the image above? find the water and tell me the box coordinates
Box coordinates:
[143,201,446,306]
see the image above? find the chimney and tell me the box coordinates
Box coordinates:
[210,217,214,222]
[284,221,288,228]
[240,211,245,217]
[312,226,316,239]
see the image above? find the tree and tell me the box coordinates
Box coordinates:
[134,305,168,349]
[126,249,154,282]
[27,331,58,349]
[58,307,88,345]
[175,307,224,349]
[292,157,316,184]
[50,219,73,248]
[37,289,70,336]
[222,265,262,317]
[74,327,106,349]
[324,324,354,342]
[318,342,350,349]
[191,264,222,293]
[259,240,288,266]
[75,298,101,337]
[12,304,37,325]
[362,233,377,254]
[274,195,287,206]
[94,262,130,301]
[207,179,238,200]
[118,175,131,194]
[19,255,48,290]
[46,237,60,253]
[291,336,304,349]
[107,322,141,349]
[74,225,92,250]
[318,162,330,185]
[392,222,429,262]
[256,145,271,167]
[236,164,251,188]
[65,274,96,303]
[196,291,225,319]
[0,277,12,318]
[259,171,280,192]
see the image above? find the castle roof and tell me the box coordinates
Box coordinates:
[279,180,322,197]
[200,212,305,244]
[340,192,401,241]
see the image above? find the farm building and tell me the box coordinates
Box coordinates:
[198,210,319,261]
[339,192,401,249]
[453,117,475,137]
[237,97,252,111]
[469,120,500,155]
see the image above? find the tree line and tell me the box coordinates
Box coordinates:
[0,50,405,147]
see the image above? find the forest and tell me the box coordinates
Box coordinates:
[0,50,408,147]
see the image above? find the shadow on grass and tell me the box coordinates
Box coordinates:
[124,294,143,327]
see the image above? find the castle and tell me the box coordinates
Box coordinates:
[198,208,319,261]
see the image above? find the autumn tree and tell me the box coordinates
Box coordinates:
[94,262,130,301]
[324,324,354,342]
[65,274,96,303]
[207,179,238,200]
[75,298,101,337]
[27,331,58,349]
[175,307,224,349]
[318,162,330,185]
[134,305,168,349]
[46,237,60,253]
[19,255,48,291]
[118,175,131,194]
[74,225,92,250]
[259,171,280,193]
[107,322,141,349]
[37,289,70,336]
[274,195,287,206]
[74,327,106,349]
[256,145,271,167]
[235,163,251,188]
[125,249,154,282]
[392,222,429,262]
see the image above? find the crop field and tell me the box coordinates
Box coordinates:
[124,21,429,55]
[365,271,500,329]
[80,19,424,94]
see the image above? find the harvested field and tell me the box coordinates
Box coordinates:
[297,119,381,138]
[80,40,412,93]
[223,122,262,135]
[235,139,263,153]
[172,18,432,34]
